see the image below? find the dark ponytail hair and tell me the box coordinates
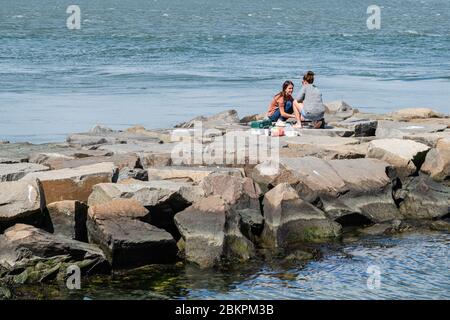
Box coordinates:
[303,71,314,84]
[275,80,294,100]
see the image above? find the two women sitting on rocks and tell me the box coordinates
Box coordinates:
[266,71,325,129]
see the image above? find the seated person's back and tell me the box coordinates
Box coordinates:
[297,71,325,122]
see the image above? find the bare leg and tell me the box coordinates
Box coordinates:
[293,101,304,128]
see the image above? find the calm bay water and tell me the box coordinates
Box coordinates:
[14,232,450,300]
[0,0,449,142]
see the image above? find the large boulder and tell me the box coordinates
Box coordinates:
[421,137,450,181]
[21,162,118,203]
[375,120,447,139]
[175,109,240,129]
[367,138,430,177]
[123,126,173,144]
[0,224,109,283]
[0,180,46,232]
[261,183,342,247]
[97,141,169,154]
[324,101,355,121]
[199,130,277,167]
[89,124,114,134]
[0,142,71,163]
[87,199,177,269]
[281,135,359,149]
[47,200,88,241]
[324,101,354,114]
[174,196,255,268]
[88,180,204,208]
[0,163,49,182]
[325,158,400,222]
[240,113,266,124]
[146,166,244,183]
[253,157,400,223]
[200,173,262,210]
[403,131,450,148]
[335,117,378,137]
[88,180,205,237]
[29,152,75,166]
[66,133,116,147]
[394,174,449,219]
[32,153,140,171]
[97,142,176,168]
[294,127,355,138]
[279,142,368,161]
[391,108,444,121]
[117,167,148,182]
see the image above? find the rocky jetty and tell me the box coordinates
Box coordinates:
[0,103,449,285]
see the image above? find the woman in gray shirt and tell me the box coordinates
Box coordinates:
[294,71,325,129]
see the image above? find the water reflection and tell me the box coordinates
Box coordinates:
[9,231,449,300]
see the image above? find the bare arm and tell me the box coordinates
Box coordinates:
[297,86,306,103]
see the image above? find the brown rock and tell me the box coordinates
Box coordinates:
[21,162,118,203]
[421,137,450,181]
[200,173,261,210]
[391,108,444,120]
[174,196,255,268]
[88,198,149,220]
[146,166,244,183]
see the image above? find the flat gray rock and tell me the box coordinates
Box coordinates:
[335,117,378,137]
[0,143,71,162]
[146,166,244,183]
[376,120,447,139]
[88,180,205,208]
[367,138,430,177]
[253,157,400,223]
[0,180,46,231]
[294,127,355,137]
[0,162,49,181]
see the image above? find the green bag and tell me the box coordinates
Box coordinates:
[250,119,272,129]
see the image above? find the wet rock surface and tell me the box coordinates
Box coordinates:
[0,224,109,283]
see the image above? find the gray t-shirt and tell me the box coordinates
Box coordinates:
[297,84,325,121]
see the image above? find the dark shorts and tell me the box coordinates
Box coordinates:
[269,100,293,122]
